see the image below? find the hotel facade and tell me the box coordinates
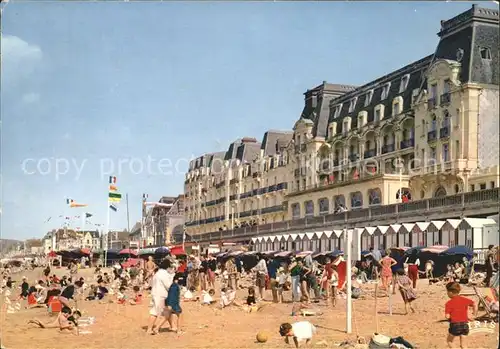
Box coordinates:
[184,5,499,241]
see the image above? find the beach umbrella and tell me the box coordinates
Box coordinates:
[47,251,57,258]
[138,247,156,256]
[295,251,313,258]
[403,246,424,256]
[155,246,170,254]
[169,246,186,256]
[327,250,344,257]
[440,245,473,257]
[274,251,292,258]
[421,245,448,254]
[118,248,137,256]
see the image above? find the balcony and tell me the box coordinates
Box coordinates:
[349,153,359,162]
[400,138,415,149]
[382,143,395,154]
[440,92,451,106]
[363,149,376,159]
[439,127,450,139]
[252,171,261,178]
[427,98,437,110]
[427,130,437,142]
[190,188,500,242]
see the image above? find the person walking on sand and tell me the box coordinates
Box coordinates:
[380,251,397,291]
[145,256,157,283]
[146,259,174,335]
[396,269,417,314]
[253,256,268,301]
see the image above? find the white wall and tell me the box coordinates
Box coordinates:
[483,223,499,247]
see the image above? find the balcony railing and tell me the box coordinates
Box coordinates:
[364,149,376,159]
[427,98,437,110]
[190,188,500,241]
[440,126,450,139]
[440,92,451,106]
[427,130,437,142]
[400,138,414,149]
[382,143,395,154]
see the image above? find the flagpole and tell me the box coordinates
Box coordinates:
[126,193,130,233]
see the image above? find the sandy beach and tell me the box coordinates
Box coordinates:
[1,267,497,349]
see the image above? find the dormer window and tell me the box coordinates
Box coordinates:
[399,74,410,93]
[348,98,357,113]
[393,101,401,116]
[480,47,491,60]
[343,120,350,134]
[411,89,419,105]
[333,104,342,119]
[365,90,373,106]
[381,83,391,100]
[375,109,381,122]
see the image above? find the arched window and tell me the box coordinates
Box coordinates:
[396,188,412,202]
[434,186,447,198]
[333,195,346,214]
[318,198,329,215]
[368,188,382,205]
[304,200,314,217]
[350,191,363,208]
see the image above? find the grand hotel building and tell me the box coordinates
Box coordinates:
[184,5,499,238]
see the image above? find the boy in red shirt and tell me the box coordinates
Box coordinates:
[444,282,477,348]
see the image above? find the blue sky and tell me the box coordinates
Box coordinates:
[1,1,497,240]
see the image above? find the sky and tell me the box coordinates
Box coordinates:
[1,1,498,240]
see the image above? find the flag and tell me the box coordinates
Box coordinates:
[109,176,117,184]
[109,204,117,212]
[85,213,93,218]
[109,184,118,192]
[108,192,122,202]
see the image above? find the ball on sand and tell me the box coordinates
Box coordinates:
[256,331,268,343]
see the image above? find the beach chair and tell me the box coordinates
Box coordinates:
[472,286,499,322]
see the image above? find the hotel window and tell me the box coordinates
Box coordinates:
[491,181,496,189]
[381,83,391,100]
[365,90,373,106]
[393,101,401,116]
[348,98,357,113]
[343,120,349,134]
[374,109,381,122]
[411,89,419,105]
[430,147,436,161]
[480,183,486,190]
[455,140,460,159]
[430,83,437,99]
[430,115,437,131]
[442,143,449,162]
[399,74,410,93]
[480,47,492,60]
[443,79,451,94]
[333,104,342,118]
[470,184,475,191]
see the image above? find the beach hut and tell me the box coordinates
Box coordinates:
[360,227,376,251]
[411,222,430,247]
[427,220,446,246]
[398,223,414,247]
[385,224,400,249]
[441,219,461,247]
[458,218,497,249]
[374,225,390,251]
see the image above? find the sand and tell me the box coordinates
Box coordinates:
[1,267,498,348]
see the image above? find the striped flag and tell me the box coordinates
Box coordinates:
[109,192,122,202]
[109,176,117,184]
[109,204,117,212]
[70,202,88,208]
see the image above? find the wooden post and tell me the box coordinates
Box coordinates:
[375,282,379,333]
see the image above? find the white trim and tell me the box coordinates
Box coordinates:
[376,226,390,235]
[251,238,257,243]
[389,224,402,234]
[313,231,324,239]
[414,222,430,232]
[363,227,376,235]
[305,232,316,240]
[297,233,306,241]
[281,234,290,241]
[323,231,334,238]
[289,233,298,241]
[443,219,461,230]
[333,230,343,238]
[401,223,415,233]
[429,220,446,231]
[459,218,496,229]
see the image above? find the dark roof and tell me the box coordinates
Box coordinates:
[300,82,357,138]
[434,5,499,85]
[327,55,432,133]
[235,138,261,164]
[208,151,225,173]
[261,130,293,156]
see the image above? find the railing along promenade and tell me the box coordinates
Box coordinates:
[190,188,499,243]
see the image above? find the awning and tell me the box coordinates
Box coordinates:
[376,226,390,235]
[363,227,376,235]
[401,223,415,233]
[428,220,445,232]
[413,222,430,233]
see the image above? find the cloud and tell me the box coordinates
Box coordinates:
[2,35,43,85]
[22,92,40,104]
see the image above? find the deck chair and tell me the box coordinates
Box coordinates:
[472,286,499,322]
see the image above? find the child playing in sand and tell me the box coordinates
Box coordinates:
[291,296,310,316]
[28,307,81,335]
[246,287,256,306]
[331,265,339,307]
[200,289,215,305]
[129,286,142,305]
[279,321,317,348]
[396,268,417,314]
[277,267,289,303]
[165,275,183,334]
[444,282,477,349]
